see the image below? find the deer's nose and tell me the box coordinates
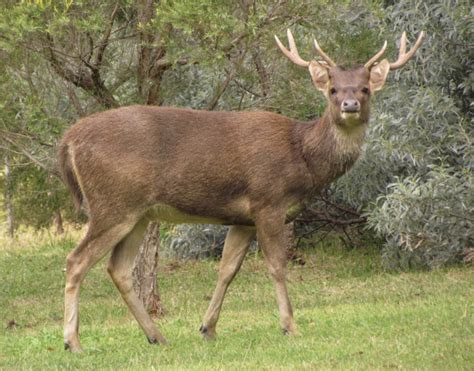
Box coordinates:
[341,99,360,112]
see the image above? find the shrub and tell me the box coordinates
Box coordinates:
[162,224,228,260]
[369,170,473,269]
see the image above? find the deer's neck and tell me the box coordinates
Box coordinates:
[300,109,368,190]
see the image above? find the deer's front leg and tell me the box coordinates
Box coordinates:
[256,212,297,335]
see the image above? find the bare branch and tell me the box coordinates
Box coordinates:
[93,3,120,68]
[319,195,361,217]
[207,68,238,110]
[0,130,53,147]
[44,31,118,108]
[85,32,94,64]
[64,81,86,117]
[2,136,58,177]
[252,48,270,96]
[232,78,263,98]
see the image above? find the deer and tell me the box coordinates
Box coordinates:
[58,29,424,352]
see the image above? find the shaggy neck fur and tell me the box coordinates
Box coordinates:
[299,108,368,191]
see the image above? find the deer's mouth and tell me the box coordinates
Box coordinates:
[341,111,360,120]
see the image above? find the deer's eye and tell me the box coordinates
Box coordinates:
[361,87,370,94]
[330,88,337,95]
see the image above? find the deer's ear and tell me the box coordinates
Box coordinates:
[369,59,390,92]
[309,61,330,92]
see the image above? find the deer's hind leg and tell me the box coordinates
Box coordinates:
[200,225,256,340]
[107,219,167,345]
[255,212,297,336]
[64,216,139,352]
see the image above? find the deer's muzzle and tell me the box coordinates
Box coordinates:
[341,99,360,113]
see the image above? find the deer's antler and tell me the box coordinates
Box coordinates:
[275,29,338,68]
[313,39,336,68]
[389,31,425,70]
[364,31,425,70]
[274,29,310,67]
[364,41,387,69]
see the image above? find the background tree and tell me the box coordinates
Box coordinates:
[0,0,181,313]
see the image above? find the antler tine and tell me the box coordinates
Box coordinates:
[389,31,425,70]
[313,39,337,68]
[399,31,407,55]
[364,40,387,69]
[274,29,310,67]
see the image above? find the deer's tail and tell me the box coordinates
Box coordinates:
[58,142,84,213]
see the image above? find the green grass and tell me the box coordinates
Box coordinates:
[0,233,473,370]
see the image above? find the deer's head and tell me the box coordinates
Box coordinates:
[275,30,425,128]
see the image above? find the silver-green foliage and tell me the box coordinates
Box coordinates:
[370,170,473,269]
[162,224,228,260]
[334,0,473,268]
[162,223,258,260]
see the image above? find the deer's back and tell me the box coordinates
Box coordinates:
[60,105,312,224]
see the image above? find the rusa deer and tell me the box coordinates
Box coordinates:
[58,29,424,352]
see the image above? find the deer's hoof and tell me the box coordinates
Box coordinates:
[147,336,168,345]
[282,326,300,336]
[199,324,216,341]
[64,341,83,353]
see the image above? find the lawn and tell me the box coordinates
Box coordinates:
[0,232,473,369]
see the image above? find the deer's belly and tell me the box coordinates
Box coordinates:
[146,203,227,225]
[146,199,304,226]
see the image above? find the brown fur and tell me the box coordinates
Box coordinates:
[58,49,414,352]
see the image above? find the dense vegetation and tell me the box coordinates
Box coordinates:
[1,0,472,268]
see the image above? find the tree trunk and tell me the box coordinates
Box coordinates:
[132,222,165,318]
[4,155,14,238]
[53,209,64,235]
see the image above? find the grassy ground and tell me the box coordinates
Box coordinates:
[0,232,473,370]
